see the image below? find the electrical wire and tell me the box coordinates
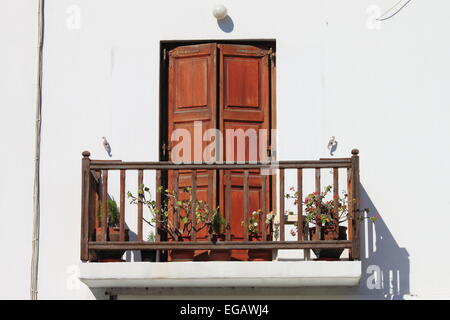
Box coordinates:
[376,0,413,21]
[31,0,45,301]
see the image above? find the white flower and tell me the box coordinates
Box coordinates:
[273,214,280,225]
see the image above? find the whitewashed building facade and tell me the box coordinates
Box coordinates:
[1,0,449,300]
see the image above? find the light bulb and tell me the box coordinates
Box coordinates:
[212,4,228,20]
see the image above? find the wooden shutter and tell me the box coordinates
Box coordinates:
[218,44,272,260]
[167,43,217,256]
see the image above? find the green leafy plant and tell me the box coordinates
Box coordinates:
[241,209,276,237]
[97,198,120,228]
[127,185,221,240]
[210,210,228,236]
[285,185,376,235]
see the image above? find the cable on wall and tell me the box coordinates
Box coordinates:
[376,0,413,21]
[31,0,45,300]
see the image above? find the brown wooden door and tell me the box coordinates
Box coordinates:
[166,42,273,261]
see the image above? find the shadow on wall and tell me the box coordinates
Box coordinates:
[125,227,140,262]
[357,185,410,299]
[217,15,234,33]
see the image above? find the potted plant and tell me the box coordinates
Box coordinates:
[95,198,129,262]
[242,209,275,261]
[207,210,231,261]
[286,185,375,260]
[128,185,212,262]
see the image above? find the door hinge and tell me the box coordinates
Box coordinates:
[162,142,170,158]
[268,48,275,66]
[164,49,172,68]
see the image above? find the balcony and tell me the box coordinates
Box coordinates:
[79,150,362,289]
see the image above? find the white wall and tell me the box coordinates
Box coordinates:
[0,0,38,299]
[1,0,450,299]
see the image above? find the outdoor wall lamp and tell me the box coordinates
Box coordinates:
[212,4,228,20]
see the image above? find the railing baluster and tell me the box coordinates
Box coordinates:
[207,172,213,241]
[120,169,126,241]
[297,168,310,260]
[297,168,303,241]
[155,170,162,242]
[174,170,179,241]
[333,168,339,228]
[243,170,249,241]
[261,176,267,240]
[102,170,108,242]
[315,168,321,240]
[225,170,231,241]
[279,168,285,241]
[191,170,197,241]
[347,167,353,257]
[155,170,162,262]
[137,169,143,241]
[95,175,100,229]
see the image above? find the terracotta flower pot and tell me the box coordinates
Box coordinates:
[248,235,273,261]
[309,225,347,260]
[209,234,231,261]
[170,236,195,262]
[95,227,129,262]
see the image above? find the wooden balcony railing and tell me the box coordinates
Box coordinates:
[80,149,361,262]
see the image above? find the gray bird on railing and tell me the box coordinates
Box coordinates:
[102,136,112,157]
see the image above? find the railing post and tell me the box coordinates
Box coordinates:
[350,149,360,260]
[80,151,91,262]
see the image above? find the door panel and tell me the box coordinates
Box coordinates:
[218,44,271,260]
[167,43,217,259]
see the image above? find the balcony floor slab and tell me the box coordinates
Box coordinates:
[79,261,361,288]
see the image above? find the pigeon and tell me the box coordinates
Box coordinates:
[102,136,112,157]
[327,136,338,157]
[327,136,336,151]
